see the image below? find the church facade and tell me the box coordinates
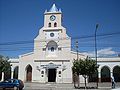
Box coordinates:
[1,4,120,83]
[11,4,85,83]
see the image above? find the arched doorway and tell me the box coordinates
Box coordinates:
[113,66,120,82]
[48,69,56,82]
[4,67,11,80]
[88,71,98,82]
[46,63,57,82]
[0,71,2,81]
[101,66,111,82]
[26,65,32,82]
[13,66,19,79]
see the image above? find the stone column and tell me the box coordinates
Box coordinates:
[98,72,101,82]
[111,72,113,77]
[110,72,113,82]
[11,67,14,79]
[1,72,4,81]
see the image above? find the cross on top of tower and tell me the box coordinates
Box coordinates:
[45,4,62,13]
[49,4,58,12]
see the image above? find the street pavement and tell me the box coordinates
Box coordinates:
[23,82,120,90]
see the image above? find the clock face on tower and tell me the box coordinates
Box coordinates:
[50,33,54,37]
[45,31,59,39]
[50,15,56,21]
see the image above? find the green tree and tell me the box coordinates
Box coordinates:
[72,59,81,87]
[0,55,11,80]
[72,57,99,88]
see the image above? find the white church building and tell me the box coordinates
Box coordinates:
[1,4,120,83]
[9,4,86,83]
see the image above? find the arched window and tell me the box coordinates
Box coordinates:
[48,23,51,27]
[54,22,57,27]
[47,41,57,52]
[41,71,44,74]
[51,47,54,52]
[59,71,61,74]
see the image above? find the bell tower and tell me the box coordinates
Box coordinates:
[34,4,71,60]
[44,4,62,28]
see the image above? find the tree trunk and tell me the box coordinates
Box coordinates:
[73,80,75,88]
[83,75,87,89]
[73,73,76,88]
[85,77,87,89]
[77,74,80,87]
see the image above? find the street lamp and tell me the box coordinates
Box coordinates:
[95,24,99,88]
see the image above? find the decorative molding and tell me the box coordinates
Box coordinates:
[34,60,70,62]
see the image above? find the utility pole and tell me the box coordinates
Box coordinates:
[75,40,79,87]
[75,40,79,60]
[95,24,99,88]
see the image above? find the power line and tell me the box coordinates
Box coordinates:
[0,44,120,51]
[0,32,120,46]
[0,32,120,51]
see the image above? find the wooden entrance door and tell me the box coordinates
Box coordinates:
[48,69,56,82]
[26,65,32,82]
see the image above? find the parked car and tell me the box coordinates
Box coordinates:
[0,79,24,90]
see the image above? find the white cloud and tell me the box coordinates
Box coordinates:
[97,47,116,56]
[81,47,117,57]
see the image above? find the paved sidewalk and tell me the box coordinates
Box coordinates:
[23,82,120,90]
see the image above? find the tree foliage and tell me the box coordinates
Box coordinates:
[0,55,11,72]
[72,56,99,88]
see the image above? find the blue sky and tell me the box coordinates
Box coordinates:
[0,0,120,57]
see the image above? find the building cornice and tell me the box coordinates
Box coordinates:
[34,60,70,62]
